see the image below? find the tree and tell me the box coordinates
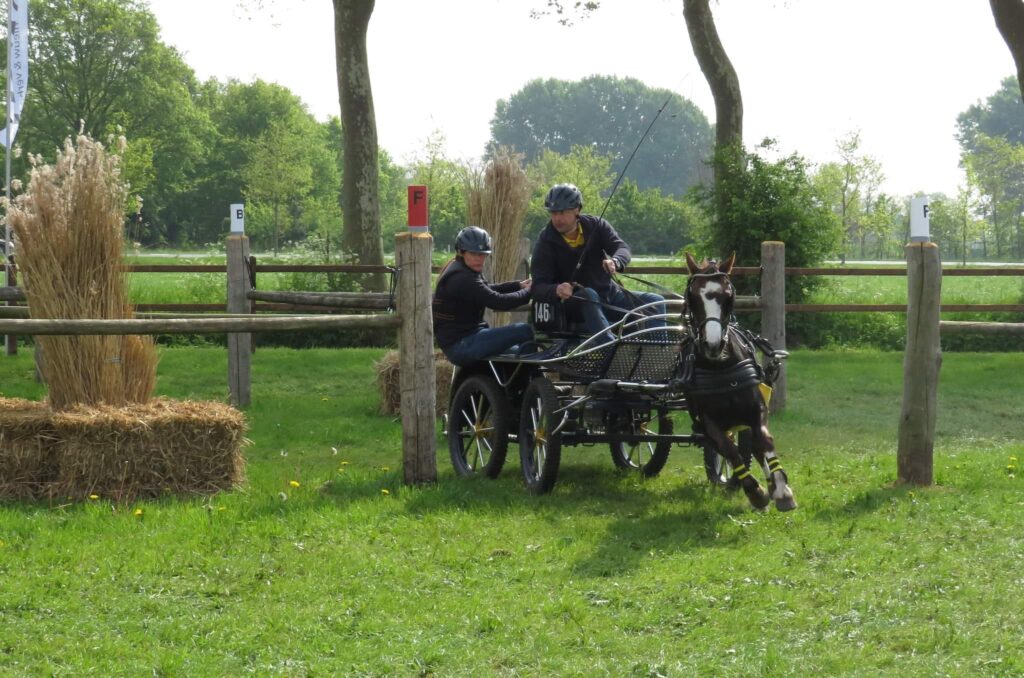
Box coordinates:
[964,133,1024,258]
[333,0,385,291]
[956,76,1024,152]
[695,140,841,299]
[603,179,706,255]
[243,120,315,254]
[7,0,213,244]
[405,132,470,252]
[490,76,712,197]
[682,0,742,155]
[524,145,615,238]
[990,0,1024,101]
[815,131,885,258]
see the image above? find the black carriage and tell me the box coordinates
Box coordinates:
[444,297,736,494]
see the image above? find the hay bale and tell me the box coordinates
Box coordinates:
[0,397,247,502]
[375,349,452,417]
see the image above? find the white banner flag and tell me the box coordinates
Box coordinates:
[1,0,29,149]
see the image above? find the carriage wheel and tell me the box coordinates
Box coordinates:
[608,411,673,477]
[518,376,563,495]
[448,375,510,478]
[703,428,753,488]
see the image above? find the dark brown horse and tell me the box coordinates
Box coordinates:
[680,252,796,512]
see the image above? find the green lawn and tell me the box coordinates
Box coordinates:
[1,348,1022,675]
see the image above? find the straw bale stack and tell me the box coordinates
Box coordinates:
[465,147,531,327]
[7,135,157,410]
[0,397,247,502]
[375,349,452,417]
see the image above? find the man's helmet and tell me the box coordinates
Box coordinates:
[544,183,583,212]
[455,226,492,253]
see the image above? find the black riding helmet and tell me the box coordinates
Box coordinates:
[455,225,492,254]
[544,183,583,212]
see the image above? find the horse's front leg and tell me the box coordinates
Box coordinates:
[750,419,797,512]
[704,417,769,511]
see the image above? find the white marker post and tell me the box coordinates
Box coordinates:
[230,203,245,233]
[227,202,250,406]
[910,196,930,243]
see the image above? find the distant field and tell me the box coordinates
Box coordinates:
[122,254,1024,308]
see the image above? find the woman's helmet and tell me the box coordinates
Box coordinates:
[544,183,583,212]
[455,226,492,253]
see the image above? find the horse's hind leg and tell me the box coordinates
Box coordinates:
[751,421,797,512]
[705,419,769,511]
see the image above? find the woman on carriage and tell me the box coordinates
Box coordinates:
[432,226,534,367]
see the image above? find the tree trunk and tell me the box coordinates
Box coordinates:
[333,0,386,291]
[682,0,743,155]
[991,0,1024,102]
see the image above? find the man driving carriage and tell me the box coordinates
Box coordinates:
[530,183,666,343]
[432,226,534,366]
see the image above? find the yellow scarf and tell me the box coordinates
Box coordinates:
[561,223,584,249]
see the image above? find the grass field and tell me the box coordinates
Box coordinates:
[1,347,1022,675]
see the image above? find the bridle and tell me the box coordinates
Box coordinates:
[684,266,735,354]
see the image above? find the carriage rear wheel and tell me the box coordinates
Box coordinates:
[608,411,673,477]
[703,428,753,488]
[518,376,563,495]
[448,375,510,478]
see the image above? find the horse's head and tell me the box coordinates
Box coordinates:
[684,252,736,360]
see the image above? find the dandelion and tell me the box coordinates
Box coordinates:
[331,447,339,455]
[289,480,301,488]
[341,461,350,466]
[381,466,390,472]
[381,489,390,496]
[321,397,329,401]
[133,508,143,517]
[89,494,99,500]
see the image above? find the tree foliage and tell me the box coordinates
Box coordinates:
[490,75,712,197]
[696,140,842,298]
[11,0,212,242]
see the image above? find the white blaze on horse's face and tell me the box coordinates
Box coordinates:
[699,280,725,350]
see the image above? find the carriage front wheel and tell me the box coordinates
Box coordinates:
[609,410,673,477]
[448,375,510,478]
[518,376,563,495]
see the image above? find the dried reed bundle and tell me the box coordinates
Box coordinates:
[0,396,247,501]
[375,349,452,417]
[7,135,157,410]
[465,147,531,327]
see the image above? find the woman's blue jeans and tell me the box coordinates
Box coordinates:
[443,323,534,366]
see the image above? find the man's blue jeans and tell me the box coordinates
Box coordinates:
[575,286,666,344]
[443,322,534,366]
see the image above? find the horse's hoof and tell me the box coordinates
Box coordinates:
[775,496,798,512]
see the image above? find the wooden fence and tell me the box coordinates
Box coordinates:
[0,233,438,486]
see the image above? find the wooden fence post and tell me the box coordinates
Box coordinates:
[898,242,941,485]
[226,234,252,407]
[395,232,437,485]
[760,241,786,412]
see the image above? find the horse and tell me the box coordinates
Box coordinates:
[678,252,797,512]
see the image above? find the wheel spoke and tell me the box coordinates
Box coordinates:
[472,439,487,469]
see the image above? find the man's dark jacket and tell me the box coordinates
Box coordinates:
[530,214,631,306]
[432,258,529,350]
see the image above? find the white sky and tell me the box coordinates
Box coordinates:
[144,0,1015,198]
